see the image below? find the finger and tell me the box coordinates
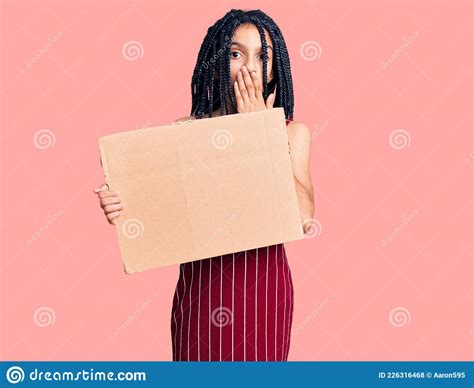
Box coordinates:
[234,80,244,111]
[98,190,120,199]
[93,183,109,193]
[237,69,251,106]
[106,211,121,225]
[100,196,122,208]
[266,84,277,109]
[104,203,124,214]
[241,66,255,99]
[266,92,275,109]
[249,70,263,99]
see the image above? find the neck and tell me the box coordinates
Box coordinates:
[207,105,237,118]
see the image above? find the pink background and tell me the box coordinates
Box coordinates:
[1,0,472,361]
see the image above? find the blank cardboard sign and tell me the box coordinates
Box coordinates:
[98,107,304,274]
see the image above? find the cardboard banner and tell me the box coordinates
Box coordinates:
[98,107,304,273]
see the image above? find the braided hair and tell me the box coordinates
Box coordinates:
[190,9,294,120]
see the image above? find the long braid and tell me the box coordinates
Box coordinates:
[268,22,294,119]
[222,20,240,114]
[259,11,294,119]
[278,33,294,119]
[191,15,233,116]
[253,18,269,99]
[208,39,216,117]
[218,27,229,116]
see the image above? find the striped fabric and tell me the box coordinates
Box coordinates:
[170,243,294,361]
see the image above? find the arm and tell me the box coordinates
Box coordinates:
[294,177,314,232]
[287,121,315,235]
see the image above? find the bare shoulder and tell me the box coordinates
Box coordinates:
[287,120,311,143]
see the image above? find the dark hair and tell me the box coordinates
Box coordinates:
[190,9,294,120]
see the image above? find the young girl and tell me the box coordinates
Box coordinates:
[94,9,314,362]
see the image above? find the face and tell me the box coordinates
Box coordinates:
[229,23,274,89]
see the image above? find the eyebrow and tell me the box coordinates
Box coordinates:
[231,41,273,52]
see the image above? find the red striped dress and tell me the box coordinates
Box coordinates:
[170,118,295,362]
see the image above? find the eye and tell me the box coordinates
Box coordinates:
[231,51,242,59]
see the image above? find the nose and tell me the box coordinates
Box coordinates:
[243,59,257,74]
[245,65,256,73]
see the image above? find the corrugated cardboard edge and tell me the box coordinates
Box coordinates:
[98,139,110,188]
[267,108,305,242]
[98,138,133,274]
